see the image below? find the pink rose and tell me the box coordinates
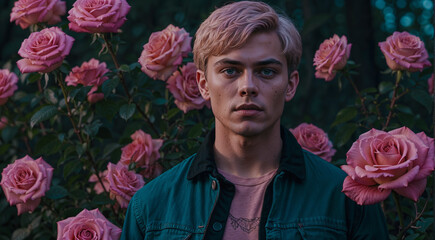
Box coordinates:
[290,123,336,162]
[67,0,131,33]
[167,62,211,113]
[65,59,109,87]
[341,127,434,205]
[120,129,163,168]
[65,58,109,103]
[0,69,18,105]
[89,170,109,194]
[106,163,145,208]
[17,27,74,73]
[57,208,121,240]
[138,24,192,81]
[379,31,431,72]
[0,117,8,130]
[10,0,66,29]
[139,162,164,180]
[313,34,351,81]
[428,73,434,95]
[0,155,53,215]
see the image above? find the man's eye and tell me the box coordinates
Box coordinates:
[259,68,276,77]
[222,68,238,76]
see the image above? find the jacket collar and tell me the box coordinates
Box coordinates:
[187,126,306,180]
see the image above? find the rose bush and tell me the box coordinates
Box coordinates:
[17,26,74,73]
[57,208,121,240]
[167,62,210,113]
[10,0,66,29]
[0,69,18,105]
[313,34,351,81]
[67,0,131,33]
[341,127,434,205]
[379,31,431,72]
[0,155,53,215]
[289,123,336,162]
[138,24,192,80]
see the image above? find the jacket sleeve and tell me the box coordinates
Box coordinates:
[120,194,146,240]
[346,197,389,239]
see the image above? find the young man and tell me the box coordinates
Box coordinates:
[121,1,389,239]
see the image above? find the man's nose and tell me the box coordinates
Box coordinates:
[239,71,258,97]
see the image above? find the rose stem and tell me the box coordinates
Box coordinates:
[102,33,159,136]
[397,197,429,240]
[57,71,118,216]
[383,70,402,130]
[392,192,404,234]
[344,72,368,118]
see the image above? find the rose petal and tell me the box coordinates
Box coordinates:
[342,176,391,205]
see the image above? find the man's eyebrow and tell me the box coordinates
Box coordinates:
[213,58,283,67]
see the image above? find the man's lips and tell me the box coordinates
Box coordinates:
[235,104,262,111]
[234,104,263,116]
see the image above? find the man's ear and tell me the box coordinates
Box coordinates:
[285,70,299,102]
[196,70,210,101]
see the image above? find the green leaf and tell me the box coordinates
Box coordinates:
[334,123,358,147]
[188,123,203,138]
[167,108,180,120]
[118,64,130,72]
[28,215,42,230]
[70,86,91,102]
[410,89,433,113]
[44,89,58,104]
[30,105,58,128]
[331,107,357,127]
[12,228,31,240]
[102,77,119,97]
[378,81,394,94]
[45,185,69,200]
[153,98,167,105]
[119,104,136,121]
[27,73,42,83]
[84,120,103,137]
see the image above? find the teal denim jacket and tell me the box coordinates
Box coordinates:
[121,128,388,239]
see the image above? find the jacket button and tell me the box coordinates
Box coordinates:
[211,180,217,190]
[212,222,223,231]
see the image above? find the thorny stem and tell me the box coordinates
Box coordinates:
[397,197,430,240]
[56,71,121,222]
[344,72,368,118]
[102,33,159,136]
[57,71,84,143]
[383,71,402,130]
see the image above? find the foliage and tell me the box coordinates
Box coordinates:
[0,0,434,240]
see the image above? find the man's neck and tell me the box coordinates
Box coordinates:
[213,124,282,178]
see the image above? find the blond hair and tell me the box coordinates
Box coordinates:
[193,1,302,73]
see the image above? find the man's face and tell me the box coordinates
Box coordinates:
[197,32,299,137]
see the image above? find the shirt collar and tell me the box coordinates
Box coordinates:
[187,126,306,180]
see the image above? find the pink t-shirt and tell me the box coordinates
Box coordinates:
[218,168,277,240]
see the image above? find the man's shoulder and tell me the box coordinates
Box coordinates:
[134,154,195,200]
[301,149,347,184]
